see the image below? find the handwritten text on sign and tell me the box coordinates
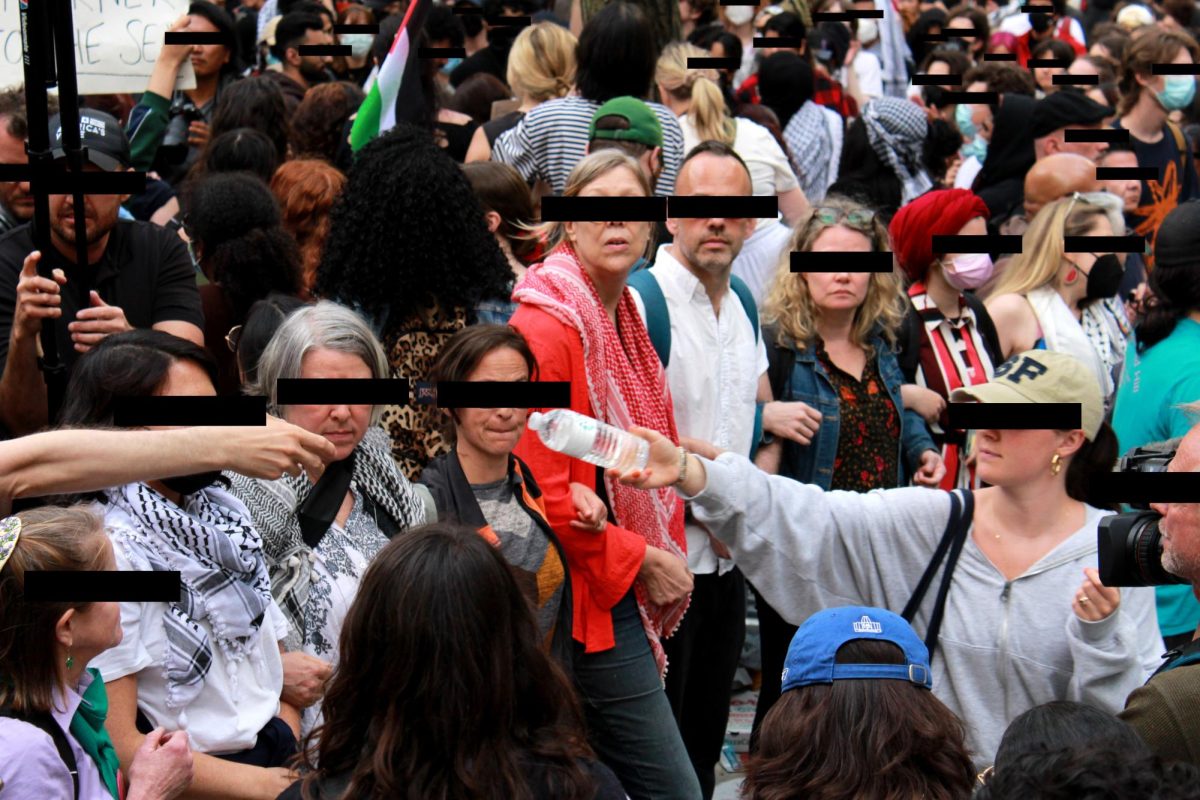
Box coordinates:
[0,0,195,95]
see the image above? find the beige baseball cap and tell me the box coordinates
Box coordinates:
[949,350,1103,440]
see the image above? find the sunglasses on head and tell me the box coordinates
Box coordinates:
[812,206,877,228]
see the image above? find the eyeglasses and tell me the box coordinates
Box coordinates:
[225,324,243,353]
[811,206,877,228]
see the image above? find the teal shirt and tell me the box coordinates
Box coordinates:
[1113,320,1200,637]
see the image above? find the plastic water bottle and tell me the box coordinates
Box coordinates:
[527,409,650,471]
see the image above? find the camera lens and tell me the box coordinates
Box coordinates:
[1098,512,1188,587]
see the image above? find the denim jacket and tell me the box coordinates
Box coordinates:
[770,329,936,490]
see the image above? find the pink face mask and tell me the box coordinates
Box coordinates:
[941,252,995,291]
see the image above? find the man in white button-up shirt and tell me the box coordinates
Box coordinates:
[628,142,767,798]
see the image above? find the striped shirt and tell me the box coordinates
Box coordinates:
[492,95,685,196]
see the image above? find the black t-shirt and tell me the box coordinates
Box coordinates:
[1114,120,1200,267]
[0,220,204,375]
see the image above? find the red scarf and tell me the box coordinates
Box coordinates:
[514,243,689,676]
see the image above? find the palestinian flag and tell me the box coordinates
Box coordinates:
[349,0,430,153]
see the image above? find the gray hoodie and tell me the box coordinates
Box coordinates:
[685,452,1164,766]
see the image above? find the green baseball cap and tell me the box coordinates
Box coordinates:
[588,96,663,148]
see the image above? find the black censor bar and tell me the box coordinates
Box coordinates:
[1064,128,1129,143]
[984,53,1017,62]
[540,196,667,221]
[1093,473,1200,504]
[276,378,412,406]
[753,36,803,48]
[668,196,779,218]
[298,44,352,56]
[1053,74,1098,85]
[940,91,998,104]
[813,10,884,19]
[0,168,148,195]
[419,47,467,58]
[912,74,963,85]
[26,571,183,603]
[1152,63,1200,75]
[1062,235,1145,253]
[164,32,224,45]
[112,396,267,427]
[790,251,894,272]
[435,381,572,408]
[947,402,1082,430]
[1095,167,1157,181]
[688,57,740,70]
[931,235,1023,253]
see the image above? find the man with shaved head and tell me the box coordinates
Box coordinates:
[1024,152,1104,219]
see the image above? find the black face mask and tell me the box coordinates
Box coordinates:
[1083,253,1124,300]
[160,471,225,497]
[1030,12,1053,32]
[923,84,946,108]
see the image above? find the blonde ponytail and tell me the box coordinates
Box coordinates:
[690,76,736,145]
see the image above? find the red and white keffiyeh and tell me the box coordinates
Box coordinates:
[514,243,689,676]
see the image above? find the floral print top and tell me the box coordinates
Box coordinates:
[816,341,901,492]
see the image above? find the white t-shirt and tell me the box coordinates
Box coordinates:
[849,51,885,102]
[90,502,290,755]
[630,248,769,574]
[680,115,800,201]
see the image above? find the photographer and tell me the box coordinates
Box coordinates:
[126,3,240,187]
[1119,416,1200,765]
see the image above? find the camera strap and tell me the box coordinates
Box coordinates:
[1154,637,1200,678]
[901,489,975,664]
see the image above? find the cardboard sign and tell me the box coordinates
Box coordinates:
[0,0,195,95]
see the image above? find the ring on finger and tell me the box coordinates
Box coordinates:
[1078,595,1089,605]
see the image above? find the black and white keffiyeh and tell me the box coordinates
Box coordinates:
[105,483,273,711]
[861,97,933,204]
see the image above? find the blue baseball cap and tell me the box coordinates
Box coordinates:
[780,606,933,692]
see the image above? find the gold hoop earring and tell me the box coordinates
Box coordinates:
[1050,452,1063,476]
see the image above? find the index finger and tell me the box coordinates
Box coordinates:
[20,250,41,276]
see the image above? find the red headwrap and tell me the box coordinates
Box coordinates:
[888,189,991,283]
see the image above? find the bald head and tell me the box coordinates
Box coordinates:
[1023,153,1102,219]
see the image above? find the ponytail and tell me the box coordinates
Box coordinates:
[690,76,737,146]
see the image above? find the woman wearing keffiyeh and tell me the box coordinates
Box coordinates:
[56,330,303,800]
[509,150,700,800]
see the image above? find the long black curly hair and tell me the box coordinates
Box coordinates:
[188,172,302,321]
[314,123,512,333]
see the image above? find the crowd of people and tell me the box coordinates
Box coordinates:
[1,0,1200,796]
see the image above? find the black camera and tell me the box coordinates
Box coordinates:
[1097,439,1188,587]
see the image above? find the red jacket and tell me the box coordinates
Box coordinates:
[509,303,649,654]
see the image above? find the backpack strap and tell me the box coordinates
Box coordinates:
[728,275,760,345]
[0,704,79,800]
[901,489,975,663]
[1166,120,1190,178]
[625,269,671,368]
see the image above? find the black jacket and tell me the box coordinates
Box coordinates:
[418,450,575,672]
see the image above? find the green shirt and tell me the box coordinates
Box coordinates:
[1113,320,1200,637]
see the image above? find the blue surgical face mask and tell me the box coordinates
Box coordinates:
[955,102,977,140]
[962,134,988,163]
[1157,74,1197,111]
[339,33,374,59]
[440,56,463,74]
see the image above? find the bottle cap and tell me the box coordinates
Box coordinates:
[528,411,545,430]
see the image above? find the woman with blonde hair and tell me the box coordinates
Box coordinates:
[750,195,944,742]
[656,41,809,303]
[465,22,577,163]
[986,193,1130,408]
[509,149,700,800]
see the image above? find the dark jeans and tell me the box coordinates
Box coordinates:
[663,568,746,799]
[573,589,702,800]
[749,583,798,753]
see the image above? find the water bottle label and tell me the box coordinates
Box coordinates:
[560,415,600,458]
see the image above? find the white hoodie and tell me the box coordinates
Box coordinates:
[684,452,1164,767]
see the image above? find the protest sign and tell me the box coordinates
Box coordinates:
[0,0,196,95]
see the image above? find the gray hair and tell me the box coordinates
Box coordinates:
[254,300,390,425]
